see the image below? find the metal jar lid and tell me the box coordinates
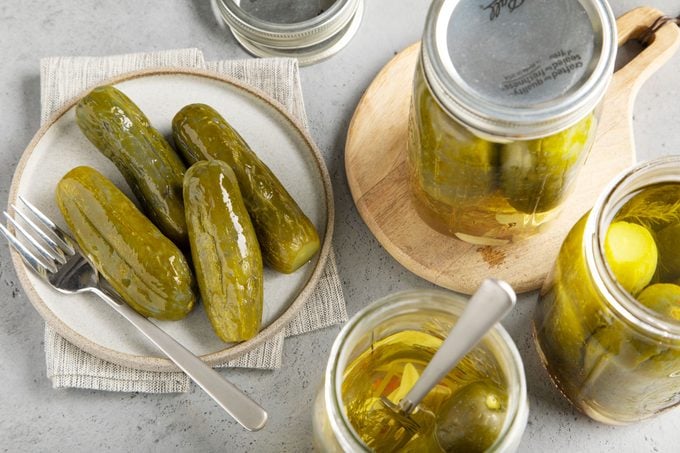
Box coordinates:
[422,0,617,139]
[216,0,364,66]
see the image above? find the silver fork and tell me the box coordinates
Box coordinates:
[1,196,268,431]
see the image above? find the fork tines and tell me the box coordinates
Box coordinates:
[0,196,76,278]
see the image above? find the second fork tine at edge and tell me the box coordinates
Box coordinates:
[18,196,75,255]
[12,207,68,263]
[4,212,64,267]
[1,197,80,278]
[0,220,54,278]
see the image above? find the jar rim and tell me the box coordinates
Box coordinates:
[585,155,680,341]
[216,0,361,47]
[421,0,617,139]
[324,289,528,451]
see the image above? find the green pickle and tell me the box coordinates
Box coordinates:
[534,182,680,423]
[76,85,188,245]
[408,65,597,243]
[342,330,508,452]
[184,160,263,342]
[172,104,320,273]
[56,166,195,320]
[436,381,507,452]
[604,221,657,296]
[656,224,680,281]
[638,284,680,321]
[500,114,595,214]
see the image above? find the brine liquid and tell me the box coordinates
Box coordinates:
[342,330,508,453]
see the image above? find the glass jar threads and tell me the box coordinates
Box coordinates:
[312,290,528,452]
[216,0,364,66]
[408,0,617,245]
[534,156,680,424]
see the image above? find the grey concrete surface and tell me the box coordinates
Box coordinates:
[1,0,679,451]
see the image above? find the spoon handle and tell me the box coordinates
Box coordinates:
[398,279,516,413]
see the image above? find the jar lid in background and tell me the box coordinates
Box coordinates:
[216,0,364,66]
[422,0,617,139]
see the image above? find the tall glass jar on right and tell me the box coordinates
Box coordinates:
[408,0,617,245]
[534,156,680,424]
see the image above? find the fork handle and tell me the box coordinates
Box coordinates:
[90,287,268,431]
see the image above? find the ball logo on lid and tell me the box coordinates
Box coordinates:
[482,0,526,21]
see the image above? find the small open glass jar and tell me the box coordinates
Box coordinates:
[534,156,680,424]
[312,290,528,452]
[408,0,617,245]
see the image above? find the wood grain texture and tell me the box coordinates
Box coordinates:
[345,7,680,295]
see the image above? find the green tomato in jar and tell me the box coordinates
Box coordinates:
[604,221,658,296]
[435,381,507,453]
[655,223,680,281]
[499,115,594,214]
[637,283,680,321]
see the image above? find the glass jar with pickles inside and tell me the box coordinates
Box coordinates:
[534,156,680,424]
[312,290,528,452]
[408,0,617,245]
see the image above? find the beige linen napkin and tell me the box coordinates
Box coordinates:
[40,48,346,393]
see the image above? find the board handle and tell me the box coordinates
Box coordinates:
[595,7,680,164]
[613,7,680,100]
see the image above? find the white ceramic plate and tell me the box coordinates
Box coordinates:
[8,69,333,372]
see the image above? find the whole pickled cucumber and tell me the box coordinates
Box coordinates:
[172,103,320,274]
[436,381,507,453]
[184,160,263,342]
[410,69,498,204]
[500,114,595,214]
[76,85,188,245]
[56,166,195,320]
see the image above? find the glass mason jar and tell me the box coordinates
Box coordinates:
[408,0,617,245]
[216,0,364,66]
[534,156,680,424]
[312,290,528,452]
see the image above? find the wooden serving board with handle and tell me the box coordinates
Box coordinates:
[345,7,680,295]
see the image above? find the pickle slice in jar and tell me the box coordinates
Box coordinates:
[499,114,594,214]
[383,362,452,414]
[436,380,507,453]
[604,221,658,296]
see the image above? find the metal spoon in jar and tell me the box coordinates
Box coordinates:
[380,279,516,446]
